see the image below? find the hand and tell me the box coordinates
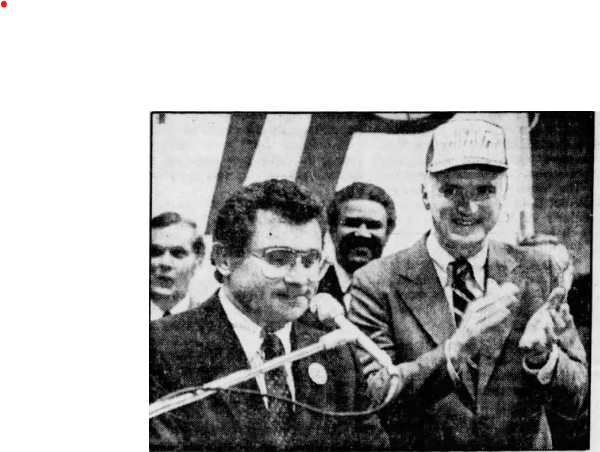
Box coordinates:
[309,293,344,325]
[550,302,574,336]
[448,279,519,364]
[519,287,566,365]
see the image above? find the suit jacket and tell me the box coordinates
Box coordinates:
[150,291,389,451]
[317,265,347,310]
[348,234,588,450]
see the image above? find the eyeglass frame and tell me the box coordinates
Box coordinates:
[249,246,329,281]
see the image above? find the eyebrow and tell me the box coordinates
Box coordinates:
[151,245,190,252]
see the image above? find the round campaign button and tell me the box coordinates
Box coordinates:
[308,363,327,385]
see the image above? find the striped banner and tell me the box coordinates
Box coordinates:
[152,112,533,257]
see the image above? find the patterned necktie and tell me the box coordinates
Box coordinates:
[261,330,293,449]
[449,258,481,384]
[449,258,477,327]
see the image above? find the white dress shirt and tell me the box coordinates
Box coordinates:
[150,293,192,321]
[219,289,296,408]
[426,233,487,314]
[425,232,558,385]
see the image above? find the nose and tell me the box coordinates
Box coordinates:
[283,257,310,285]
[355,223,371,237]
[456,196,479,215]
[155,251,175,269]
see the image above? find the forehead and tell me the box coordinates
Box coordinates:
[433,167,505,186]
[151,223,195,249]
[250,209,322,251]
[339,199,387,221]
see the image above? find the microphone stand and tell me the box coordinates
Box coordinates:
[150,328,358,419]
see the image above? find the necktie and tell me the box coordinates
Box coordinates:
[162,310,171,318]
[449,258,477,327]
[261,330,293,448]
[449,258,481,384]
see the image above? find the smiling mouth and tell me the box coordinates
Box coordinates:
[153,276,174,287]
[452,218,480,227]
[349,247,372,259]
[276,292,309,302]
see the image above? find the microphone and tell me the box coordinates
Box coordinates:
[310,293,396,373]
[150,327,356,418]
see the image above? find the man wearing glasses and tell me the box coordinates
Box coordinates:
[150,179,388,451]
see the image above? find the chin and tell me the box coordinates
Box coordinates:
[448,234,485,252]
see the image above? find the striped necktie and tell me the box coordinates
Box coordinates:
[449,258,482,383]
[449,258,477,327]
[261,330,293,449]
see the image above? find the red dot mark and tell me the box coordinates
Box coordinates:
[1,2,6,7]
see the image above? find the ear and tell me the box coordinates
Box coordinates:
[421,182,431,211]
[211,243,235,277]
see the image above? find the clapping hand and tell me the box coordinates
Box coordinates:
[448,279,519,364]
[519,287,567,366]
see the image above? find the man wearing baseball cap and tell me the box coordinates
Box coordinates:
[348,119,588,450]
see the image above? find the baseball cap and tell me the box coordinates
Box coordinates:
[426,119,508,173]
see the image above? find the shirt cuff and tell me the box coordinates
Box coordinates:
[522,343,559,385]
[444,340,461,384]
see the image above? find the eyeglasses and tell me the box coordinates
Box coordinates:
[250,247,328,280]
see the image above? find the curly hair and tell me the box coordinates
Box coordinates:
[327,182,396,236]
[212,179,327,282]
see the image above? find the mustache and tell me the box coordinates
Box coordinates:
[338,234,384,258]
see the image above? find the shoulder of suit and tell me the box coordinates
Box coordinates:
[353,239,424,285]
[491,239,553,267]
[150,292,222,347]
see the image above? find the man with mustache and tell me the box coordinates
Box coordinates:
[150,212,205,320]
[150,179,388,451]
[318,182,396,312]
[348,119,588,450]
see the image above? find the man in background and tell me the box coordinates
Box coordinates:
[319,182,396,312]
[150,212,205,320]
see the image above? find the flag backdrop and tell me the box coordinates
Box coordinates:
[151,112,535,302]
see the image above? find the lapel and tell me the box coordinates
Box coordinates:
[197,294,266,431]
[476,241,519,394]
[317,266,346,309]
[290,321,337,435]
[397,235,455,345]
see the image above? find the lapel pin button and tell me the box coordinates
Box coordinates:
[308,363,327,385]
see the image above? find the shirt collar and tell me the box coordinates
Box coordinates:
[332,259,352,293]
[150,293,191,321]
[218,289,292,358]
[426,232,488,288]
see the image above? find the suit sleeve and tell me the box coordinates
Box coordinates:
[348,267,456,409]
[344,345,391,450]
[544,255,589,417]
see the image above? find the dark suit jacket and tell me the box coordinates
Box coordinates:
[317,265,347,310]
[150,291,388,451]
[349,234,588,450]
